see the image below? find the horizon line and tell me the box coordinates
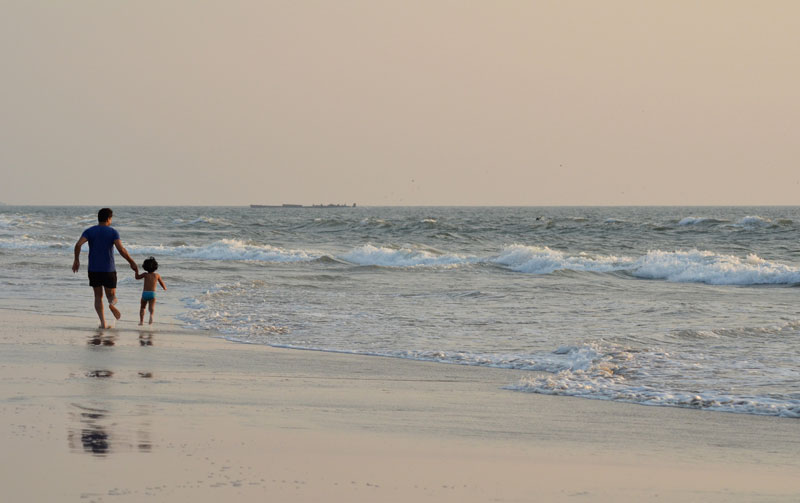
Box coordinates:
[2,203,800,208]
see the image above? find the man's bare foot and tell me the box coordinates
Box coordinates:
[98,323,111,329]
[109,304,121,320]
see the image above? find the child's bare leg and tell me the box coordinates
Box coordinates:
[105,287,121,320]
[148,299,155,324]
[93,287,108,328]
[139,299,147,325]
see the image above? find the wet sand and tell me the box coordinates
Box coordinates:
[1,309,799,502]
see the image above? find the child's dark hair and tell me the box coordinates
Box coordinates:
[142,256,159,273]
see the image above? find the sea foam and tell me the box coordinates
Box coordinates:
[507,354,800,418]
[338,244,471,268]
[500,339,800,418]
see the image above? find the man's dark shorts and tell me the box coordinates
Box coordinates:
[88,271,117,289]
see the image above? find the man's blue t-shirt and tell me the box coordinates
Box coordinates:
[81,225,120,272]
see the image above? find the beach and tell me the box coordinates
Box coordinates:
[1,309,799,502]
[5,0,800,498]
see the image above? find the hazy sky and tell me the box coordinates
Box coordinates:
[2,1,798,206]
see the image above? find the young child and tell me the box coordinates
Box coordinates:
[135,256,167,325]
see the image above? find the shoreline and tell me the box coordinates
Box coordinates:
[2,309,799,502]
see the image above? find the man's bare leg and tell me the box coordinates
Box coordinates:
[105,287,121,320]
[93,287,109,328]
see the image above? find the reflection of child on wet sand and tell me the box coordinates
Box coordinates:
[135,257,167,325]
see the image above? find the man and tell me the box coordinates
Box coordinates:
[72,208,139,328]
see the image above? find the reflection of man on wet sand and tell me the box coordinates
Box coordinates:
[72,208,138,328]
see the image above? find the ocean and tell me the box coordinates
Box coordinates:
[1,205,799,418]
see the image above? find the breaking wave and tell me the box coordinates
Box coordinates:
[128,239,320,262]
[492,245,634,274]
[735,215,772,227]
[0,215,47,229]
[0,236,69,249]
[2,228,798,285]
[630,249,800,284]
[338,244,472,268]
[493,245,800,285]
[678,216,727,226]
[171,216,232,226]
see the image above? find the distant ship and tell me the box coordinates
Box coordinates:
[250,203,356,208]
[250,204,303,208]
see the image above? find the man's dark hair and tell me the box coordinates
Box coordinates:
[142,257,159,273]
[98,208,113,223]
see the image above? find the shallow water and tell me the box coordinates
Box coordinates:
[1,205,799,417]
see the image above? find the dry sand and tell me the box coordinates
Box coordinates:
[1,308,799,502]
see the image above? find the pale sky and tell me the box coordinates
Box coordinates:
[1,1,798,206]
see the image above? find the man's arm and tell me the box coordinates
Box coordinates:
[72,236,88,273]
[114,239,139,272]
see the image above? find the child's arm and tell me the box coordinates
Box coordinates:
[157,274,167,291]
[135,272,146,280]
